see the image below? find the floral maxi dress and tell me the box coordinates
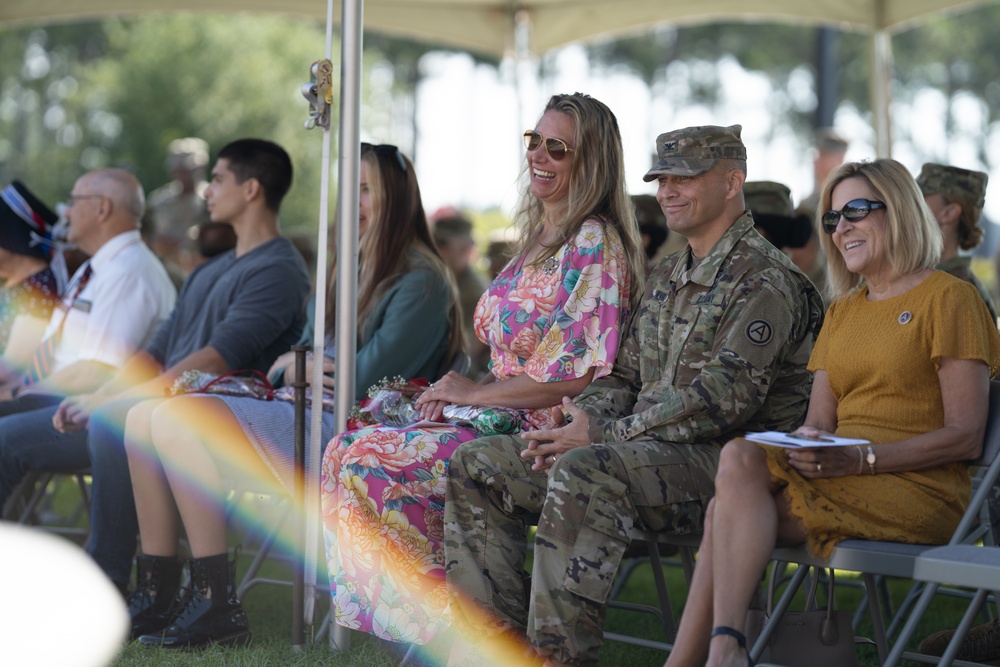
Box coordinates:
[320,219,632,644]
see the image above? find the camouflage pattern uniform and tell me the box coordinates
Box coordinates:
[916,162,998,323]
[919,163,1000,544]
[445,208,824,664]
[937,256,997,322]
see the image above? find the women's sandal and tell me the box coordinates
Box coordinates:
[710,626,754,667]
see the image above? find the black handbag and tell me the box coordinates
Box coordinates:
[745,565,861,667]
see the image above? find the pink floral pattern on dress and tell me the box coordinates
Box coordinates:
[321,218,632,644]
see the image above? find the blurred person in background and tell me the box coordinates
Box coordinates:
[486,226,519,280]
[147,137,212,275]
[916,162,997,323]
[793,127,850,299]
[631,193,670,269]
[744,180,814,252]
[432,212,490,379]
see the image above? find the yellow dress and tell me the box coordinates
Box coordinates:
[766,271,1000,558]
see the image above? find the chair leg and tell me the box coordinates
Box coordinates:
[646,541,677,641]
[939,588,991,667]
[884,581,941,667]
[863,572,890,665]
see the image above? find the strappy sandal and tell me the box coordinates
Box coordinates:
[710,626,754,667]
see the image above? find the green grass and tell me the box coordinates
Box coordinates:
[103,553,986,667]
[28,480,994,666]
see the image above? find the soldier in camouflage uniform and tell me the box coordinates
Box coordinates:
[916,163,1000,661]
[443,124,825,666]
[743,180,813,252]
[916,162,998,322]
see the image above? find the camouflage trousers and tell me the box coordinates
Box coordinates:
[443,434,720,666]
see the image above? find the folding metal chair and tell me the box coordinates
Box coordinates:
[885,545,1000,667]
[603,528,701,652]
[2,467,92,544]
[755,379,1000,666]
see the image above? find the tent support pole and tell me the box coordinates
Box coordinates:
[329,0,363,651]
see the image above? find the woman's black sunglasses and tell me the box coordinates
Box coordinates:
[362,142,408,174]
[821,198,886,234]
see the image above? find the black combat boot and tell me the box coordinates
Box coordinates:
[127,554,182,639]
[139,552,251,649]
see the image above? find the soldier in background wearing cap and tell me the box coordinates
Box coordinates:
[444,124,824,666]
[915,162,997,323]
[916,162,1000,665]
[147,137,212,274]
[744,180,814,252]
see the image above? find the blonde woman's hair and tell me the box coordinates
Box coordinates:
[511,92,645,313]
[818,158,942,300]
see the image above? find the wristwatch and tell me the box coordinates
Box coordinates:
[865,444,877,475]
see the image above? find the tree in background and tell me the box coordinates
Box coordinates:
[587,5,1000,174]
[0,15,344,241]
[364,34,499,163]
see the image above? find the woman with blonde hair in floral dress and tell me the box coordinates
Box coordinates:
[321,92,646,648]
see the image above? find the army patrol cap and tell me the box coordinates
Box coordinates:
[916,162,989,221]
[432,215,474,243]
[814,127,849,153]
[643,124,747,181]
[165,137,209,172]
[744,181,794,217]
[744,181,813,249]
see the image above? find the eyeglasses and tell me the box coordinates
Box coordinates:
[66,194,106,206]
[362,143,408,174]
[821,198,887,234]
[523,130,574,161]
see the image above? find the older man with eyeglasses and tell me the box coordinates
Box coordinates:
[0,168,176,408]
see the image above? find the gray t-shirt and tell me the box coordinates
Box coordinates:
[145,236,309,373]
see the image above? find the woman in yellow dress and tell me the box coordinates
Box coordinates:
[665,158,1000,667]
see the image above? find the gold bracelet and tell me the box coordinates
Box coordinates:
[856,445,864,475]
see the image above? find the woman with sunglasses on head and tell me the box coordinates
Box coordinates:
[123,142,462,648]
[666,158,1000,667]
[321,92,645,649]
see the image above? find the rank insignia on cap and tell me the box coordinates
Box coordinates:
[746,320,773,345]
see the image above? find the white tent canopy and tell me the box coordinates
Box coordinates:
[0,0,991,58]
[3,0,992,157]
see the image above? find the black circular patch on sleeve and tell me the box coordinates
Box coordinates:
[746,320,773,345]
